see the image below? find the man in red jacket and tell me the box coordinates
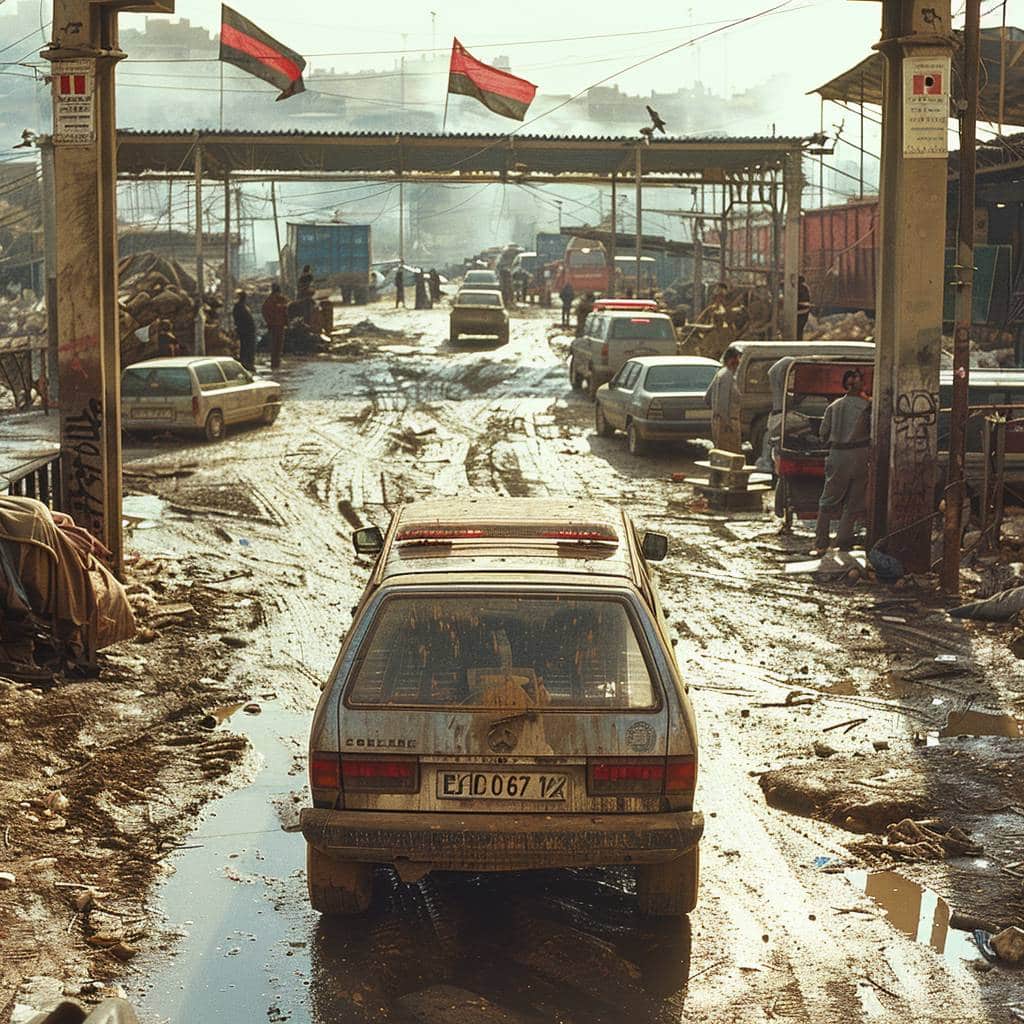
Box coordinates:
[262,283,290,371]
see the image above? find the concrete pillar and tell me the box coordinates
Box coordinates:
[782,151,802,339]
[869,0,953,571]
[42,0,125,568]
[39,138,58,405]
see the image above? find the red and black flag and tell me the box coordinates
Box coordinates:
[219,4,306,101]
[447,39,537,122]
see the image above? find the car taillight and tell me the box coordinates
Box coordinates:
[666,756,696,795]
[648,399,664,420]
[192,396,199,419]
[588,759,664,795]
[310,751,341,789]
[341,756,419,793]
[600,343,609,364]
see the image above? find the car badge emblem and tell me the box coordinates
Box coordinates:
[487,721,520,753]
[626,721,656,753]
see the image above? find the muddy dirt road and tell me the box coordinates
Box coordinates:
[6,303,1023,1023]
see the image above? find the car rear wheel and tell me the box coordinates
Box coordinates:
[627,420,647,455]
[204,410,225,442]
[594,402,615,438]
[637,846,699,918]
[569,357,583,391]
[262,403,279,425]
[306,844,373,916]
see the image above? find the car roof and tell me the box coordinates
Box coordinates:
[374,497,641,586]
[595,309,672,319]
[123,356,233,369]
[624,355,719,367]
[733,340,874,354]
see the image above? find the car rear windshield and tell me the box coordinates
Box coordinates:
[465,272,497,284]
[609,317,675,341]
[458,293,502,307]
[645,364,718,392]
[121,367,192,397]
[346,595,657,710]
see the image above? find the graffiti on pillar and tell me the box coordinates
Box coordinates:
[64,396,104,525]
[58,333,93,385]
[891,389,938,521]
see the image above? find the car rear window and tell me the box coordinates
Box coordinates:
[645,364,718,392]
[609,317,675,341]
[458,293,502,307]
[465,272,497,284]
[194,362,226,391]
[346,595,656,710]
[218,359,251,383]
[121,367,193,397]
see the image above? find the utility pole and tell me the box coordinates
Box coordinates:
[399,180,405,267]
[635,144,643,294]
[781,150,802,339]
[270,180,283,275]
[609,175,617,295]
[942,0,980,593]
[870,0,953,572]
[41,0,172,571]
[194,135,205,356]
[39,138,58,405]
[222,177,232,330]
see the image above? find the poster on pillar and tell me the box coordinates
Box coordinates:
[52,60,95,145]
[902,56,951,158]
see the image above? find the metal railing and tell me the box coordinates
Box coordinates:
[1,448,62,511]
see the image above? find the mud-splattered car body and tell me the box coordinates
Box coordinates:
[301,497,703,917]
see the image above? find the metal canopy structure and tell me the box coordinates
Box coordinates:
[813,27,1024,126]
[115,129,811,185]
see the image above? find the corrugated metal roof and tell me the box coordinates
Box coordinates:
[114,129,810,180]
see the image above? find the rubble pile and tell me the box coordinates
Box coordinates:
[118,252,236,365]
[804,310,874,342]
[0,291,47,346]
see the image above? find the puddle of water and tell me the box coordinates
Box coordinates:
[134,707,315,1024]
[846,869,979,964]
[939,709,1023,739]
[123,493,169,529]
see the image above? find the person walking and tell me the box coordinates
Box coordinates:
[394,267,405,308]
[232,290,256,371]
[796,275,812,340]
[812,368,871,554]
[559,280,575,329]
[575,291,595,338]
[261,283,289,371]
[704,345,743,453]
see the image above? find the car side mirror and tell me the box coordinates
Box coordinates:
[641,532,669,561]
[352,526,384,555]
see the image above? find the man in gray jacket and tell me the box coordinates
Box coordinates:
[813,367,871,554]
[704,346,742,453]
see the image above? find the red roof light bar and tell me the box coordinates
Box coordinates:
[396,522,618,545]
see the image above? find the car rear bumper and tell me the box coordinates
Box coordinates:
[300,807,703,871]
[634,417,711,441]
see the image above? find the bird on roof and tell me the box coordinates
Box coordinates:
[13,129,37,149]
[646,105,667,134]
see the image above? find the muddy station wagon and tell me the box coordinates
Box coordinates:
[301,498,703,918]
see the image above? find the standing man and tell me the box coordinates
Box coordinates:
[559,280,575,329]
[704,345,743,454]
[796,275,812,340]
[813,368,871,554]
[756,354,795,472]
[429,268,441,303]
[575,291,595,338]
[261,283,289,372]
[394,267,405,308]
[233,289,256,372]
[298,264,314,297]
[414,270,431,310]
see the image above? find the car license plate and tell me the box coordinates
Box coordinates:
[436,771,569,802]
[131,408,172,420]
[684,409,708,420]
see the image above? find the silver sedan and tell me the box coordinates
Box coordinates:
[594,356,720,455]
